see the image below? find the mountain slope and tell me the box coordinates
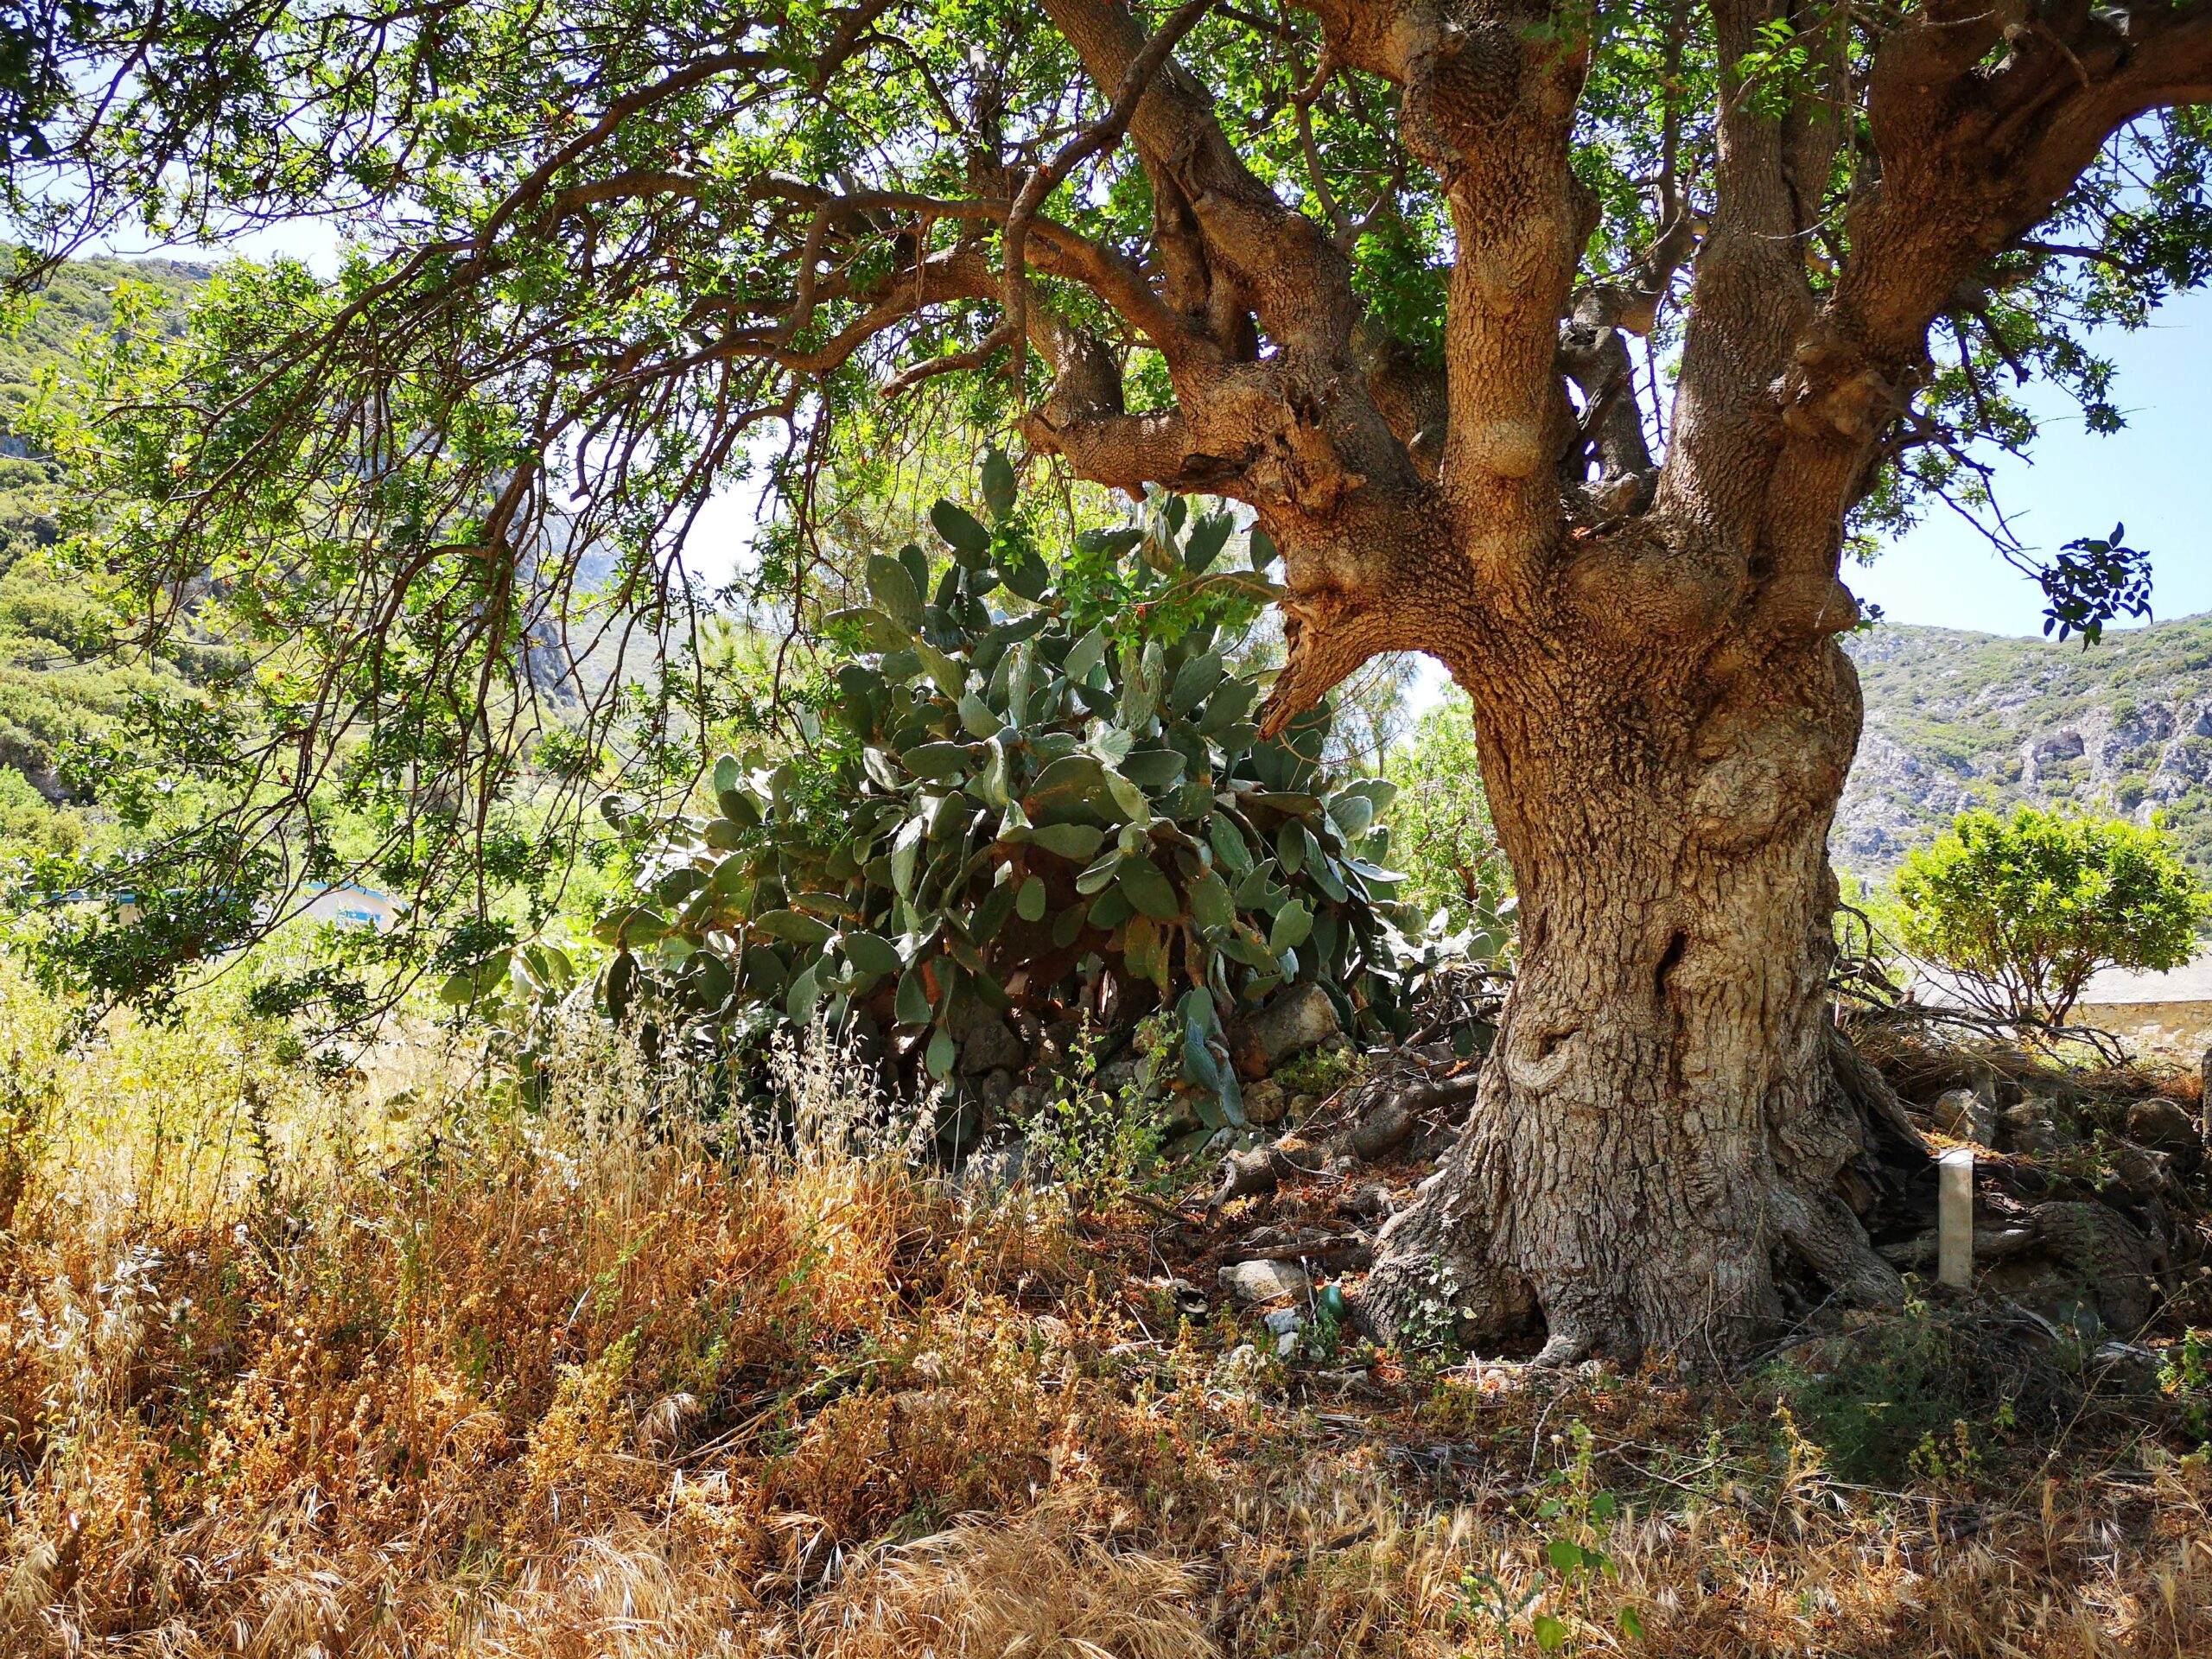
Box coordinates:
[1838,613,2212,877]
[0,257,214,849]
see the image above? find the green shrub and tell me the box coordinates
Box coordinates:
[1893,804,2209,1025]
[1272,1043,1361,1097]
[1379,690,1514,951]
[1758,1299,2048,1487]
[1019,1013,1170,1205]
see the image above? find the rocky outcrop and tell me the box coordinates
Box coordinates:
[1838,614,2212,880]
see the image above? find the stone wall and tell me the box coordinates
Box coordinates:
[2074,1000,2212,1058]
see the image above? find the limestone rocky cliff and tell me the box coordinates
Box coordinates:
[1837,613,2212,878]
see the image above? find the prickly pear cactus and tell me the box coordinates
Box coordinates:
[595,458,1442,1124]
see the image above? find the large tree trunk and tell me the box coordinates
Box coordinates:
[1357,606,1906,1365]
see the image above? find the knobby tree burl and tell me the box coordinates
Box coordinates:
[15,0,2212,1360]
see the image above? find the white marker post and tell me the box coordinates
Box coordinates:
[1937,1147,1975,1290]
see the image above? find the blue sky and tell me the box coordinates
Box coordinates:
[1852,285,2212,638]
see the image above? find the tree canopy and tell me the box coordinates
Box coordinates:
[5,0,2212,1008]
[16,0,2210,563]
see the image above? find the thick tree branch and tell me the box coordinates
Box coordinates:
[1038,0,1361,354]
[1413,0,1588,579]
[746,178,1191,353]
[1672,0,2212,645]
[1653,0,1818,552]
[1027,0,1441,735]
[1002,0,1217,387]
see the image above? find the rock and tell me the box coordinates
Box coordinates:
[2126,1098,2201,1166]
[1290,1094,1319,1119]
[1933,1087,1997,1147]
[2103,1142,2177,1205]
[1204,1127,1236,1158]
[1231,983,1342,1079]
[1242,1078,1288,1126]
[1262,1307,1306,1337]
[954,1014,1026,1076]
[2002,1100,2070,1158]
[977,1068,1016,1116]
[2004,1096,2055,1127]
[1218,1259,1311,1306]
[1006,1084,1046,1122]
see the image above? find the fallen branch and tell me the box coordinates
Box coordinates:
[1212,1056,1484,1206]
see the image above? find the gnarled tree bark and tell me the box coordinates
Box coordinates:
[1357,607,1903,1362]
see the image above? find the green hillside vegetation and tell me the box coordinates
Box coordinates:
[1840,613,2212,877]
[0,254,208,436]
[0,256,215,853]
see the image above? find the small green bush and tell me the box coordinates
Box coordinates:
[1272,1043,1361,1097]
[1019,1014,1169,1205]
[1892,804,2209,1025]
[1758,1300,2047,1487]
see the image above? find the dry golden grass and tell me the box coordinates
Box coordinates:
[1,968,2209,1656]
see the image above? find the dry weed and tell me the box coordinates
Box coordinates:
[803,1498,1216,1658]
[1,968,2209,1656]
